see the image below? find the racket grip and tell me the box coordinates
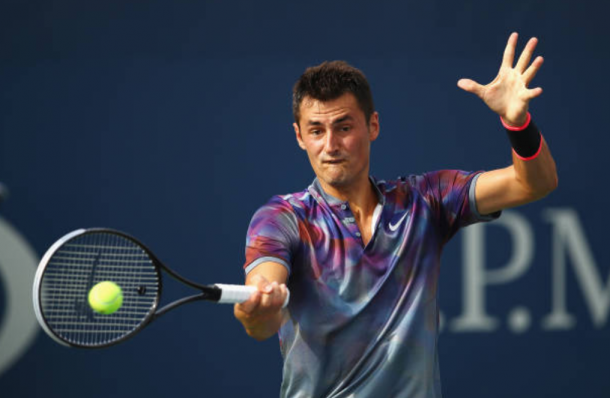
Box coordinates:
[214,284,290,308]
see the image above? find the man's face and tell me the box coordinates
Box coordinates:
[294,93,379,190]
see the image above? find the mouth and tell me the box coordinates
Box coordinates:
[323,159,345,165]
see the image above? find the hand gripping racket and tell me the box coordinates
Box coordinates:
[32,228,289,348]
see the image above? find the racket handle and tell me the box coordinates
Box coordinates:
[214,284,290,308]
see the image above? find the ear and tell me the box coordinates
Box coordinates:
[368,112,380,142]
[294,122,307,150]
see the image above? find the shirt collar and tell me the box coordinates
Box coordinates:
[308,176,385,207]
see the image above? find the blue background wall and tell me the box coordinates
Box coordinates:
[1,1,608,397]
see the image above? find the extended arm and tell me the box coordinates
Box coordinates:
[458,32,558,215]
[234,261,289,341]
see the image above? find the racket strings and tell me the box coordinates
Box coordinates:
[40,232,160,347]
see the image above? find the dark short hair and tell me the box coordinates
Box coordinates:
[292,61,375,126]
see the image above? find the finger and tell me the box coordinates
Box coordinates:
[523,56,544,85]
[274,283,287,307]
[526,87,543,99]
[236,290,261,315]
[457,79,484,97]
[502,32,518,68]
[250,273,272,294]
[270,282,285,307]
[515,37,538,74]
[259,294,272,310]
[261,281,284,309]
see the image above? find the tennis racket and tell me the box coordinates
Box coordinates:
[32,228,289,348]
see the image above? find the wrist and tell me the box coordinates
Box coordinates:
[242,313,283,341]
[501,112,543,161]
[236,308,283,340]
[501,112,531,131]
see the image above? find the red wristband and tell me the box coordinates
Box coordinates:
[501,112,532,131]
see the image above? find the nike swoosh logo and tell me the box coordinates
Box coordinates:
[389,211,409,231]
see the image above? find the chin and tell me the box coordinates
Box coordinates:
[321,174,351,188]
[315,164,359,188]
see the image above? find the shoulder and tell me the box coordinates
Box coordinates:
[276,188,316,212]
[254,187,313,217]
[387,170,477,192]
[374,170,479,203]
[248,186,315,232]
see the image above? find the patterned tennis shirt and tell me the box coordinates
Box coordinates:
[244,170,499,398]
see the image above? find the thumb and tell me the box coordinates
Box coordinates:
[249,273,272,294]
[457,78,484,97]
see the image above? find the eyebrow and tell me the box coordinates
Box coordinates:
[306,115,354,126]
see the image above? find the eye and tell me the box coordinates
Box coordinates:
[310,129,322,136]
[340,125,351,132]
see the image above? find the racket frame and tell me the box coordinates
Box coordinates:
[33,228,222,348]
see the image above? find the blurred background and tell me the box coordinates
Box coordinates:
[0,1,607,397]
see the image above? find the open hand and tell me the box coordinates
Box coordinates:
[457,32,544,126]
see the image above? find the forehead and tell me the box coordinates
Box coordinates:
[298,93,365,124]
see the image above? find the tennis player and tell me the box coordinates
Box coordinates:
[234,32,557,398]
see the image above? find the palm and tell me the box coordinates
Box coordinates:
[458,33,544,126]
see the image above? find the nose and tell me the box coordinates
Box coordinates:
[324,130,340,154]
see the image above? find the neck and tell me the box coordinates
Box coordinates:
[319,174,378,217]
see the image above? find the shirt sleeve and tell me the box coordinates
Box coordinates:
[416,170,500,242]
[243,196,300,276]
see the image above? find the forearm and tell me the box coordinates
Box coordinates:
[512,136,558,200]
[476,136,558,215]
[503,112,558,201]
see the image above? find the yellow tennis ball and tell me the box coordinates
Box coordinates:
[88,281,123,315]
